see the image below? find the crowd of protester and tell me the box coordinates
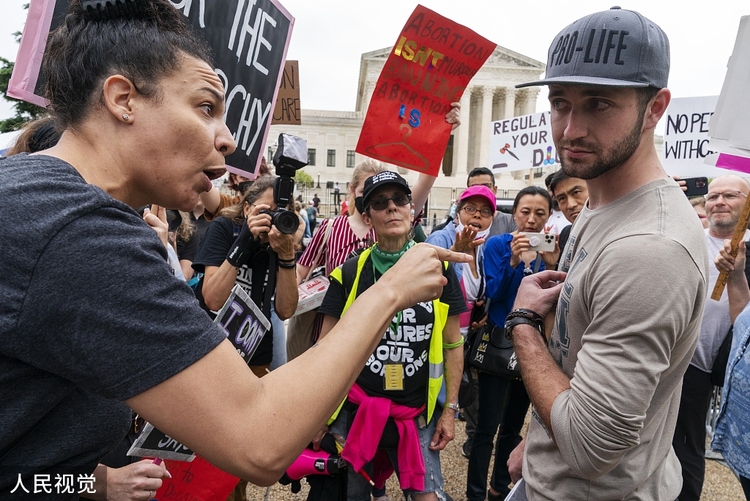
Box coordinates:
[5,2,750,501]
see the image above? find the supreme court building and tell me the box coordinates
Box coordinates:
[268,44,548,219]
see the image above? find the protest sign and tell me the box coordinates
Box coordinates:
[126,284,268,494]
[661,96,731,177]
[708,15,750,174]
[489,111,557,173]
[127,423,195,461]
[156,456,240,501]
[214,284,271,364]
[356,5,495,176]
[272,60,301,125]
[8,0,294,177]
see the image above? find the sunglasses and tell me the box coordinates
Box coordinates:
[368,193,411,211]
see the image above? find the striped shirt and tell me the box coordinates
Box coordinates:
[298,215,376,276]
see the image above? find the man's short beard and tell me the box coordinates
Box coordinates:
[560,113,645,180]
[708,215,739,232]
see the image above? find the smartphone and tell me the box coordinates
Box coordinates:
[525,232,556,252]
[683,177,708,197]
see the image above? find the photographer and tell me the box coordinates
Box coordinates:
[193,175,301,377]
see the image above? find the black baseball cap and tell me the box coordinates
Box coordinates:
[361,171,412,210]
[517,7,670,89]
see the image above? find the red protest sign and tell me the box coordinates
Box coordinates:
[356,5,496,176]
[156,456,239,501]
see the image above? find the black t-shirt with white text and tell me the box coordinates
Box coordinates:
[0,154,225,494]
[319,255,466,408]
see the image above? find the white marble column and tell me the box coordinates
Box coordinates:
[524,88,539,115]
[456,89,471,175]
[503,87,516,119]
[479,86,494,168]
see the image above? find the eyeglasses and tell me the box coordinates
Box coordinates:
[461,206,493,218]
[705,191,748,203]
[368,193,411,211]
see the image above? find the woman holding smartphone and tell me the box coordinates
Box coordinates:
[466,186,558,501]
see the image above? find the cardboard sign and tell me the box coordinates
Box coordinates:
[294,275,329,316]
[489,112,557,173]
[356,5,495,176]
[8,0,294,177]
[127,423,196,462]
[156,456,240,501]
[272,60,301,125]
[214,284,271,364]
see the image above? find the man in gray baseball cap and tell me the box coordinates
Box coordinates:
[505,7,709,500]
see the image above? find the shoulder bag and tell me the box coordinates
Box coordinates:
[468,257,542,380]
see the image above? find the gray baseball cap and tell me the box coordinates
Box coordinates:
[517,7,669,88]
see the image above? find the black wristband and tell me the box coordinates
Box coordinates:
[506,308,544,323]
[278,261,296,269]
[226,224,253,267]
[504,316,545,341]
[504,308,545,341]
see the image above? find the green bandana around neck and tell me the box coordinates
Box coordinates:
[371,240,415,279]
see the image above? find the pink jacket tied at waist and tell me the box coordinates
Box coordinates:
[341,383,426,491]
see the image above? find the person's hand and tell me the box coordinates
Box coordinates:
[106,460,169,501]
[510,232,530,268]
[470,299,488,331]
[379,244,471,310]
[429,412,455,451]
[453,225,483,253]
[540,235,561,269]
[267,226,296,261]
[672,175,687,192]
[143,204,168,249]
[512,270,567,318]
[310,425,329,451]
[445,102,461,130]
[716,239,746,276]
[507,438,525,484]
[246,203,273,240]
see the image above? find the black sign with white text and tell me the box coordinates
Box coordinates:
[12,0,294,177]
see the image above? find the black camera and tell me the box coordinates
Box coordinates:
[261,133,309,234]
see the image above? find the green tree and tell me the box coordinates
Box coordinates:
[0,57,48,133]
[294,170,314,188]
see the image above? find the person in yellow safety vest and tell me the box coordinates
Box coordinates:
[316,171,466,501]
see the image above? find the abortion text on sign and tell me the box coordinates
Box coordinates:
[356,5,496,176]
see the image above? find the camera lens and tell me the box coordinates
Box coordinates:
[274,209,299,235]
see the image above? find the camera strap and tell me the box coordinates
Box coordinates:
[262,250,277,321]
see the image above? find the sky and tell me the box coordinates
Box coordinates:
[0,0,746,125]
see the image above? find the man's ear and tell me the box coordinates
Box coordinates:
[643,88,671,130]
[101,74,137,123]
